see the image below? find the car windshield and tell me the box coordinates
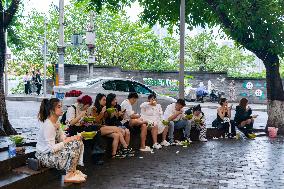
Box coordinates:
[66,79,101,87]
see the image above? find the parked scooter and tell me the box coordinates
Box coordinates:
[196,86,208,103]
[210,89,225,103]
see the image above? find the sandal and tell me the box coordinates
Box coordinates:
[75,170,87,179]
[64,173,86,183]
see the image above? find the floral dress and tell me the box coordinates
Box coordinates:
[36,119,84,173]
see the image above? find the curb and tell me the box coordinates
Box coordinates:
[6,96,52,102]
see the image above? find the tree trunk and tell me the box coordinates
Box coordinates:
[0,22,17,136]
[262,53,284,134]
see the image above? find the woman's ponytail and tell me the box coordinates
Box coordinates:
[38,98,61,122]
[38,99,50,122]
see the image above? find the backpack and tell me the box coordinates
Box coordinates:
[60,105,76,124]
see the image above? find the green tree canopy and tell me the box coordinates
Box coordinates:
[80,0,284,130]
[184,32,255,74]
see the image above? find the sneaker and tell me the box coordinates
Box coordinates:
[75,170,87,179]
[169,139,175,145]
[250,133,257,138]
[186,138,192,143]
[152,143,162,149]
[140,146,152,152]
[199,138,208,142]
[160,140,170,147]
[121,147,135,157]
[175,140,183,146]
[248,133,256,139]
[112,152,126,159]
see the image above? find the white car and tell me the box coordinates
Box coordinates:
[53,77,176,112]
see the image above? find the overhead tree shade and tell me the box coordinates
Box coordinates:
[81,0,284,132]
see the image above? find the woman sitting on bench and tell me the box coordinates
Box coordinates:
[234,98,257,139]
[140,94,170,149]
[91,93,132,159]
[212,98,236,138]
[36,98,86,183]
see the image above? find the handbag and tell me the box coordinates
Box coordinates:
[212,119,224,130]
[27,158,41,171]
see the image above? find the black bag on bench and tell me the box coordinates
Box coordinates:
[27,158,41,171]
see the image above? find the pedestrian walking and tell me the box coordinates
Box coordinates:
[35,69,42,95]
[23,72,31,95]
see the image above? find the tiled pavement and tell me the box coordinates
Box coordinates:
[40,136,284,189]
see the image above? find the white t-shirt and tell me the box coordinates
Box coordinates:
[140,102,163,119]
[36,119,65,154]
[66,103,85,126]
[163,103,185,121]
[140,102,165,134]
[120,99,134,123]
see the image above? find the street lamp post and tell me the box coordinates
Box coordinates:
[43,17,47,97]
[57,0,65,86]
[179,0,185,99]
[86,11,96,77]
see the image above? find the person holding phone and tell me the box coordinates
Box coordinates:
[234,98,257,139]
[212,98,236,138]
[105,93,134,157]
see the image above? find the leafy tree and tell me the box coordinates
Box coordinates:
[0,0,20,135]
[184,32,255,73]
[82,0,284,131]
[10,2,178,76]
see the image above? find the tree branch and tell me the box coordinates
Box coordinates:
[4,0,20,29]
[205,0,256,53]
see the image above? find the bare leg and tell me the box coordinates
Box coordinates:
[124,129,130,146]
[151,126,158,144]
[162,126,169,141]
[108,133,120,156]
[118,132,128,148]
[130,119,148,149]
[100,126,120,136]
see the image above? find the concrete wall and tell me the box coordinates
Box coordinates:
[60,64,284,104]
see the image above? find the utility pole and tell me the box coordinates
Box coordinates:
[4,0,8,97]
[179,0,185,99]
[4,32,8,97]
[86,11,96,78]
[43,17,47,97]
[58,0,65,85]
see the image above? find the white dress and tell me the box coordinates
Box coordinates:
[140,102,165,134]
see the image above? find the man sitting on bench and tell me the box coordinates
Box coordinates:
[164,99,191,145]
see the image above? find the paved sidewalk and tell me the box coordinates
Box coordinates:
[41,136,284,189]
[5,94,53,102]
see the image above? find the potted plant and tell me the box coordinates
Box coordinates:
[9,135,25,155]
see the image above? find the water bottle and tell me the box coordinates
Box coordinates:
[8,142,16,158]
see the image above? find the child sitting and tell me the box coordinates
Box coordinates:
[186,105,207,142]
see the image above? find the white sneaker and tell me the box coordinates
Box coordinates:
[152,143,162,149]
[160,140,170,147]
[199,138,208,142]
[175,140,183,146]
[186,138,192,143]
[140,146,152,152]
